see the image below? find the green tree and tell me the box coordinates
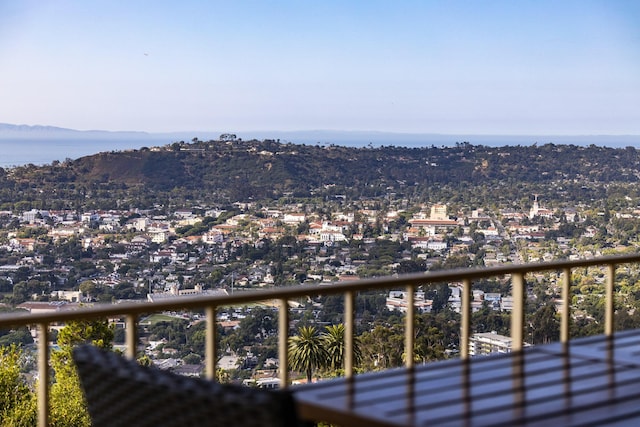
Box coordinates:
[49,319,114,427]
[137,354,153,367]
[222,308,276,353]
[182,353,202,365]
[528,302,560,344]
[428,283,452,313]
[396,259,426,274]
[359,324,404,371]
[78,281,96,300]
[413,314,447,362]
[321,324,361,373]
[185,321,208,356]
[0,345,36,426]
[288,326,328,383]
[0,327,34,347]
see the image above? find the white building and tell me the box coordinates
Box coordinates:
[81,212,100,223]
[127,217,151,231]
[386,290,432,313]
[427,239,447,251]
[148,228,169,243]
[22,209,50,224]
[469,332,529,356]
[202,230,224,244]
[242,378,281,389]
[51,290,83,303]
[283,213,306,224]
[320,231,347,243]
[529,195,553,219]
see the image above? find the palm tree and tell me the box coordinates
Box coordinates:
[321,324,361,373]
[288,326,328,383]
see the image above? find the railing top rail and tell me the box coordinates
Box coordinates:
[1,253,639,329]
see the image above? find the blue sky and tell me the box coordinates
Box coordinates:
[1,0,639,135]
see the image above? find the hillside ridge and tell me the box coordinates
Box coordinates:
[1,138,638,209]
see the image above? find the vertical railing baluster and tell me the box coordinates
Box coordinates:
[344,290,355,378]
[279,298,289,388]
[405,284,415,368]
[125,313,138,360]
[461,278,471,359]
[511,272,525,351]
[561,268,571,344]
[605,263,616,336]
[205,305,217,381]
[37,322,49,427]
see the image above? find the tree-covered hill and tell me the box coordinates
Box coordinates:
[1,139,639,210]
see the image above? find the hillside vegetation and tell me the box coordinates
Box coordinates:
[1,139,639,210]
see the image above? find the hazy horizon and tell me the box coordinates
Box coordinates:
[1,1,639,136]
[1,122,639,170]
[1,122,639,145]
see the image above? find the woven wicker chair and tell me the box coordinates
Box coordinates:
[73,345,300,427]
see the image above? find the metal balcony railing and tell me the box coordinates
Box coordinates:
[1,253,639,426]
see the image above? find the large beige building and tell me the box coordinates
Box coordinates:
[430,204,448,220]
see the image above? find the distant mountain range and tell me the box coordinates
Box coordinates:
[0,122,638,148]
[0,123,160,140]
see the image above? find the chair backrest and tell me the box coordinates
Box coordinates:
[72,345,299,427]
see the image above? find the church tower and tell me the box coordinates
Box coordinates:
[529,195,540,219]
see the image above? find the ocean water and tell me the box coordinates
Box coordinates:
[2,134,637,168]
[0,138,172,168]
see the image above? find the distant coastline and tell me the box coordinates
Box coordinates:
[0,139,165,168]
[1,123,639,167]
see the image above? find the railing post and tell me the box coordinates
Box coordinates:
[605,263,616,336]
[205,305,217,381]
[279,298,289,389]
[125,313,138,360]
[561,268,571,344]
[511,272,525,352]
[37,322,49,427]
[344,290,355,378]
[405,284,415,368]
[461,278,471,359]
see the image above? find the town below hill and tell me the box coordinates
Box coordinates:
[1,138,640,384]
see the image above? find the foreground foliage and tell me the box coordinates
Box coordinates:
[0,346,36,426]
[0,319,113,427]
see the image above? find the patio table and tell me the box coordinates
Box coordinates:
[293,329,640,426]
